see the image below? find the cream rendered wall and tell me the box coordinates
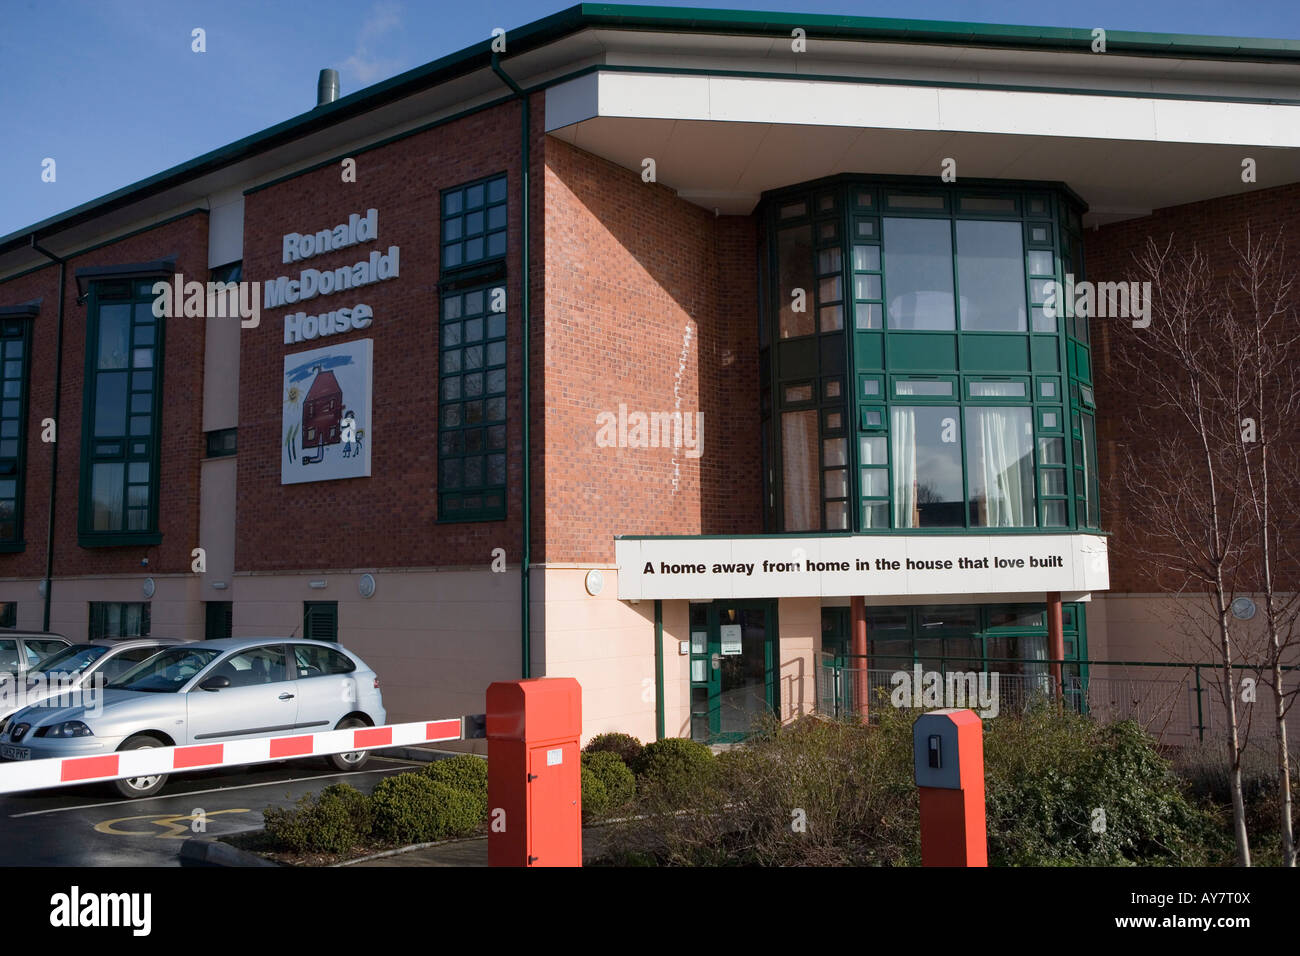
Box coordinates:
[534,566,658,744]
[198,457,237,602]
[2,575,204,641]
[778,597,819,721]
[232,569,519,738]
[660,599,691,739]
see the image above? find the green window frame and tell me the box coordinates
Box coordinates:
[438,282,507,521]
[0,318,33,550]
[78,279,165,546]
[303,601,338,643]
[89,601,151,639]
[762,175,1098,535]
[441,174,507,271]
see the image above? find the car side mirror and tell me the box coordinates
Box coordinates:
[199,675,231,691]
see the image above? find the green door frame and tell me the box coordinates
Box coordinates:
[689,599,778,744]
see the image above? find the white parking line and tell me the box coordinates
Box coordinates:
[7,759,418,818]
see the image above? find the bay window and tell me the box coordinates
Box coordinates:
[762,175,1099,534]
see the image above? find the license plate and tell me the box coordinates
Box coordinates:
[0,744,30,760]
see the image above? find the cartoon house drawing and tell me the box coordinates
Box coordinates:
[301,366,344,465]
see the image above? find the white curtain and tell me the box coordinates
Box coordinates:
[781,411,818,531]
[969,407,1033,527]
[891,408,917,527]
[1022,635,1050,696]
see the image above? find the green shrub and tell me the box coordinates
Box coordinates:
[594,705,1224,866]
[633,737,716,807]
[983,707,1224,866]
[262,782,372,856]
[424,754,489,822]
[584,732,645,767]
[581,750,636,811]
[581,767,609,822]
[370,773,481,845]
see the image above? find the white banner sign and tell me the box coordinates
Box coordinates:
[615,534,1109,601]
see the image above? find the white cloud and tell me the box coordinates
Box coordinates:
[341,1,404,87]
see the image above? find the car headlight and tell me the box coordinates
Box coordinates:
[36,721,94,739]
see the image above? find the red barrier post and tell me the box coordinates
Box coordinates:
[486,677,582,867]
[913,708,987,867]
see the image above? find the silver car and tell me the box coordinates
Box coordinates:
[0,638,190,730]
[0,638,386,798]
[0,631,71,678]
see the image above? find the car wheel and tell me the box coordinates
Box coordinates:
[112,736,169,799]
[326,717,371,772]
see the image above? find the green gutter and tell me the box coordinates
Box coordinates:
[491,54,533,680]
[4,4,1297,259]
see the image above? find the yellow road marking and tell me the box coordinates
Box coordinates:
[94,808,251,838]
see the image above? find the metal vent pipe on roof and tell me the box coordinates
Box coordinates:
[317,69,340,107]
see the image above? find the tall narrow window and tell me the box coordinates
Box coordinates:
[79,280,163,543]
[891,406,963,527]
[0,317,32,548]
[964,406,1036,527]
[439,284,507,521]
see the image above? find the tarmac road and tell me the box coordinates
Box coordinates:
[0,754,426,866]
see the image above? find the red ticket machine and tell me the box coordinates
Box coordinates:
[486,678,582,867]
[913,708,987,867]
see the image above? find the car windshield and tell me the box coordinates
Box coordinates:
[29,644,110,678]
[107,647,221,693]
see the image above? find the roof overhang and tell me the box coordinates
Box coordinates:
[547,67,1300,221]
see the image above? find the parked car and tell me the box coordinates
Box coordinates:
[0,638,386,798]
[0,638,191,731]
[0,631,71,680]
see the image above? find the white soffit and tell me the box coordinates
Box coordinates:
[546,71,1300,220]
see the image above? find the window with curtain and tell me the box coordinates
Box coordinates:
[781,410,819,531]
[891,406,963,527]
[965,406,1036,527]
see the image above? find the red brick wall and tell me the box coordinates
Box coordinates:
[541,138,762,563]
[1086,182,1300,592]
[0,212,209,580]
[237,99,543,572]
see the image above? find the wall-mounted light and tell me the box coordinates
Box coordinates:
[142,578,156,599]
[308,580,328,589]
[211,582,228,591]
[358,573,376,599]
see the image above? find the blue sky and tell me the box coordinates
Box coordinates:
[2,0,1297,238]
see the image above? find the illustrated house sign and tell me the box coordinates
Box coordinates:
[282,338,372,484]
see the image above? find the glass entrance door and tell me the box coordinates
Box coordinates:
[689,601,777,743]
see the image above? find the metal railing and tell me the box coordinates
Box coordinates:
[817,658,1300,749]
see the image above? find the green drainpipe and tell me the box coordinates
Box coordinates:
[490,54,531,679]
[655,600,665,741]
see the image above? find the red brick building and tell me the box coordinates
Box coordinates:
[1,6,1297,741]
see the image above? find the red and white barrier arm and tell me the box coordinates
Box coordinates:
[0,717,467,795]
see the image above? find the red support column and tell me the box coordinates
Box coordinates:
[1046,591,1064,706]
[851,595,868,723]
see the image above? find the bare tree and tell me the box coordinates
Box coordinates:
[1102,231,1300,865]
[1227,228,1300,866]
